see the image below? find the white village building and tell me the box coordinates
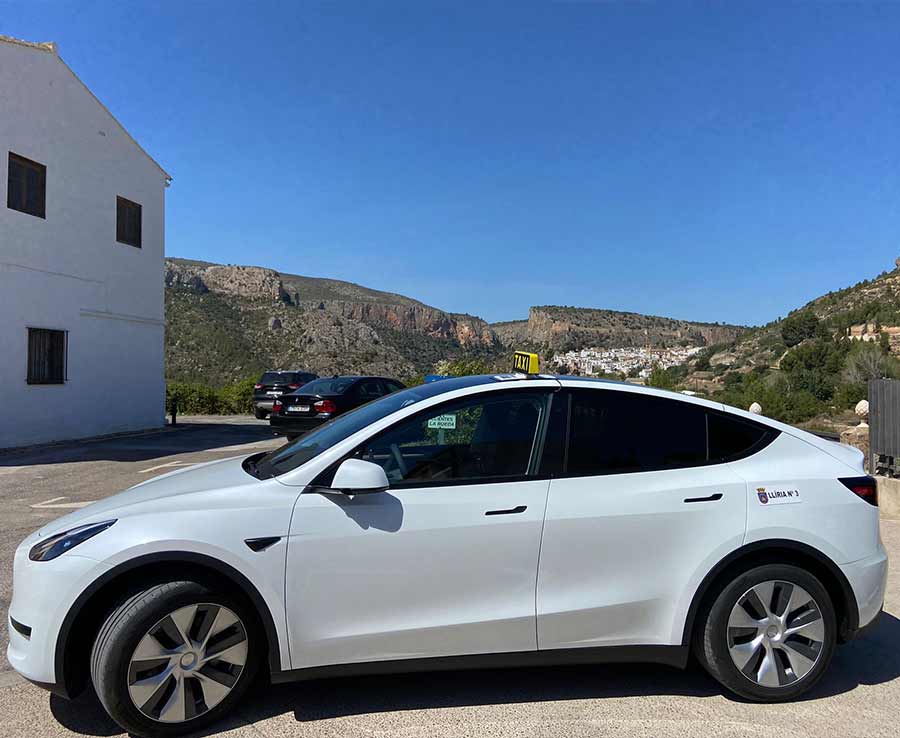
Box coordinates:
[0,36,170,448]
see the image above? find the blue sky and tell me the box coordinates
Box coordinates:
[3,1,898,326]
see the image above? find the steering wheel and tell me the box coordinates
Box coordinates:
[390,443,408,478]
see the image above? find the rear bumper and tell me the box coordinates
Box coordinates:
[840,542,888,639]
[253,399,275,412]
[269,414,329,436]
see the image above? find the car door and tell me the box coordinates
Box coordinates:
[285,388,553,670]
[536,387,748,650]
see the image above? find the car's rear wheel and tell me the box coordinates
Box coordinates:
[91,580,260,737]
[696,564,836,702]
[253,407,268,419]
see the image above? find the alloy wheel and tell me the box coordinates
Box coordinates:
[726,580,825,688]
[127,603,248,723]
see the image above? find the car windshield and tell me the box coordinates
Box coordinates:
[298,377,357,395]
[250,375,499,479]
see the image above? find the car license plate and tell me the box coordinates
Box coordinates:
[266,391,282,396]
[287,405,310,413]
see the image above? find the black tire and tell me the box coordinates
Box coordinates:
[695,564,836,702]
[90,580,261,737]
[253,407,268,419]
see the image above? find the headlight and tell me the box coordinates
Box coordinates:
[28,520,116,562]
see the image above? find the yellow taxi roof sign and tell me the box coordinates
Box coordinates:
[513,351,540,375]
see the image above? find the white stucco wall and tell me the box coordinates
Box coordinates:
[0,39,168,447]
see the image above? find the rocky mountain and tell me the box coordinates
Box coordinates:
[491,306,743,352]
[164,258,501,385]
[164,257,744,386]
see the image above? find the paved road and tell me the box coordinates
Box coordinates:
[1,423,898,737]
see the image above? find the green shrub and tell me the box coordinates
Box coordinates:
[165,376,260,415]
[648,365,676,390]
[166,382,221,415]
[218,377,257,414]
[833,382,867,409]
[780,311,820,347]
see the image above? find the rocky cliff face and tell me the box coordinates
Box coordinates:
[493,306,743,351]
[164,258,745,385]
[164,261,289,302]
[164,259,505,384]
[296,300,496,348]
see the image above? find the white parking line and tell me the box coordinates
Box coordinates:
[138,461,195,474]
[30,497,95,509]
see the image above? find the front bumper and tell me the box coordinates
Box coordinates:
[6,540,108,691]
[839,542,889,638]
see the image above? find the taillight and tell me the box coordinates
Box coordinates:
[839,476,878,507]
[314,399,337,413]
[288,383,301,389]
[272,399,282,414]
[254,384,263,389]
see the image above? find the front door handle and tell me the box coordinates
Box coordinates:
[485,505,527,516]
[683,493,723,504]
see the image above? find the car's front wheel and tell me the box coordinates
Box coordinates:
[91,580,260,737]
[696,564,836,702]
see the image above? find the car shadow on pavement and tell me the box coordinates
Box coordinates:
[48,613,900,737]
[0,420,282,467]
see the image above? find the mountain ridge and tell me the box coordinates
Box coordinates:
[163,256,744,385]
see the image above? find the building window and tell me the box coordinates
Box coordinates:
[7,152,46,218]
[27,328,67,385]
[116,196,142,248]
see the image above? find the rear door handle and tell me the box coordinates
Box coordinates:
[683,493,723,504]
[485,505,527,516]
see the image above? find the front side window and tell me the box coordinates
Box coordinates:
[357,391,547,486]
[116,196,142,247]
[27,328,67,385]
[567,389,708,475]
[252,375,508,478]
[8,152,46,218]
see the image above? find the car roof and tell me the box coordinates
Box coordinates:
[262,369,316,375]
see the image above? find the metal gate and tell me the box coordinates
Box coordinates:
[870,378,900,477]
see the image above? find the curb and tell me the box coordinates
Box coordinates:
[0,424,187,457]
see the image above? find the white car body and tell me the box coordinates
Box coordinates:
[8,375,888,697]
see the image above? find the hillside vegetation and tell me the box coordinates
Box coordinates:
[164,257,736,388]
[668,263,900,426]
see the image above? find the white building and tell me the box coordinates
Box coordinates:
[0,36,170,448]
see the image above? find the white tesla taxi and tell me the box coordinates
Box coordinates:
[8,361,887,737]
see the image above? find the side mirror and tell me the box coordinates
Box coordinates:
[327,459,389,495]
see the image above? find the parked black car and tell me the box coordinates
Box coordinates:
[270,375,405,439]
[252,370,318,419]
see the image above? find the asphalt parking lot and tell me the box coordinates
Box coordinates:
[0,420,898,738]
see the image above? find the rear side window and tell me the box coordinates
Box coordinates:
[567,389,707,475]
[708,412,776,462]
[356,379,385,399]
[301,377,356,395]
